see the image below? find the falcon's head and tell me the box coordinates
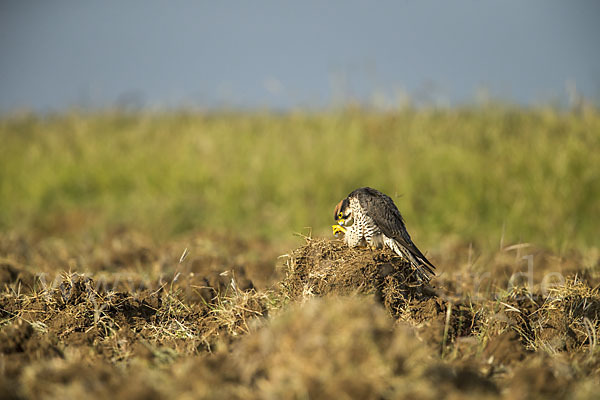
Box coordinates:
[332,197,352,236]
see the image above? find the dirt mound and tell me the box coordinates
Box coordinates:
[281,238,437,313]
[208,297,496,399]
[1,273,268,365]
[279,238,485,353]
[0,318,62,383]
[19,355,163,400]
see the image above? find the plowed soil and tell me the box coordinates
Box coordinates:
[1,231,599,399]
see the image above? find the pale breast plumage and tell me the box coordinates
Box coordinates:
[344,197,382,248]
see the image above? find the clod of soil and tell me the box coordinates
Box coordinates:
[0,260,36,292]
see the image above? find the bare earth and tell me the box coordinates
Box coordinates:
[1,230,599,399]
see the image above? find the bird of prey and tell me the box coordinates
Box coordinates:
[332,187,435,281]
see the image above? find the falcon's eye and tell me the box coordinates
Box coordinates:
[338,212,344,219]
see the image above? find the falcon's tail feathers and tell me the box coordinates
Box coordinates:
[388,239,435,283]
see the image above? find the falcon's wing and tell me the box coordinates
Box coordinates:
[355,188,436,275]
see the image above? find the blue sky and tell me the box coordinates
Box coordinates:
[1,1,599,111]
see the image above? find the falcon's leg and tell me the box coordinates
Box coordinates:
[368,233,385,251]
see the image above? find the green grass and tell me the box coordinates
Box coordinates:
[1,106,599,251]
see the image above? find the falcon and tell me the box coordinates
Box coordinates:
[332,187,435,281]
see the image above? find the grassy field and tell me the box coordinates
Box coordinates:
[1,106,599,399]
[1,106,598,250]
